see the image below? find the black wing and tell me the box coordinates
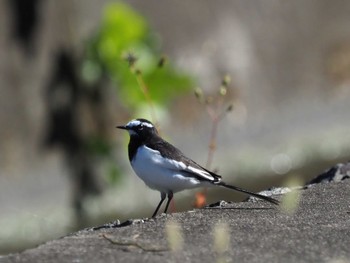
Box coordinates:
[145,138,222,183]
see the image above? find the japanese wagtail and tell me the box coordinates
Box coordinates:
[117,118,279,217]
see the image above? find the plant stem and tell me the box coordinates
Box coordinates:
[135,72,159,129]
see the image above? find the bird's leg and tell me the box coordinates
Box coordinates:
[152,192,166,218]
[163,192,174,214]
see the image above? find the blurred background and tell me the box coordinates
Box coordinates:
[1,0,350,254]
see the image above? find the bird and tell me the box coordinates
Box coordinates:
[117,118,279,217]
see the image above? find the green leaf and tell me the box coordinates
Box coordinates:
[84,0,194,109]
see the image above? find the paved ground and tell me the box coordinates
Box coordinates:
[1,180,349,263]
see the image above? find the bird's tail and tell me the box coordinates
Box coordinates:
[217,182,280,205]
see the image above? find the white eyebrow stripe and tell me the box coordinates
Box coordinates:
[142,122,154,128]
[127,119,154,128]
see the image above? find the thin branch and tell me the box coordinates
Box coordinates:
[102,234,168,252]
[134,70,159,128]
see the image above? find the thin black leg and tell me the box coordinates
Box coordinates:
[163,192,173,214]
[152,192,166,218]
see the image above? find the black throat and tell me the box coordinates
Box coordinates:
[128,131,163,162]
[128,135,142,162]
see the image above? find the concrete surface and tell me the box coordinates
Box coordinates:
[1,179,349,263]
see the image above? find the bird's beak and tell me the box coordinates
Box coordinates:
[116,125,127,130]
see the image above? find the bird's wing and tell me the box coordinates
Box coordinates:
[181,158,221,182]
[145,140,221,183]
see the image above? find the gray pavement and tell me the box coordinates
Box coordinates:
[1,180,349,263]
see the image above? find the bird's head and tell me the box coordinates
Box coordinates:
[117,118,158,138]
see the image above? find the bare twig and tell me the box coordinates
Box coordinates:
[134,70,159,129]
[102,234,168,252]
[124,52,159,129]
[194,75,233,208]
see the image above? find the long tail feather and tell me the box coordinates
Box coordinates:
[218,182,280,205]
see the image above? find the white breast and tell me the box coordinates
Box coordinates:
[131,145,205,193]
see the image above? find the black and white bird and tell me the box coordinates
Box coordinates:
[117,118,279,217]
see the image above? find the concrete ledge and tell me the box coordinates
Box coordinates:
[1,180,349,263]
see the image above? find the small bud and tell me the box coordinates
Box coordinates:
[221,75,231,87]
[205,96,213,104]
[219,86,227,96]
[226,104,234,112]
[135,69,142,75]
[123,52,138,68]
[158,55,167,68]
[194,87,203,100]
